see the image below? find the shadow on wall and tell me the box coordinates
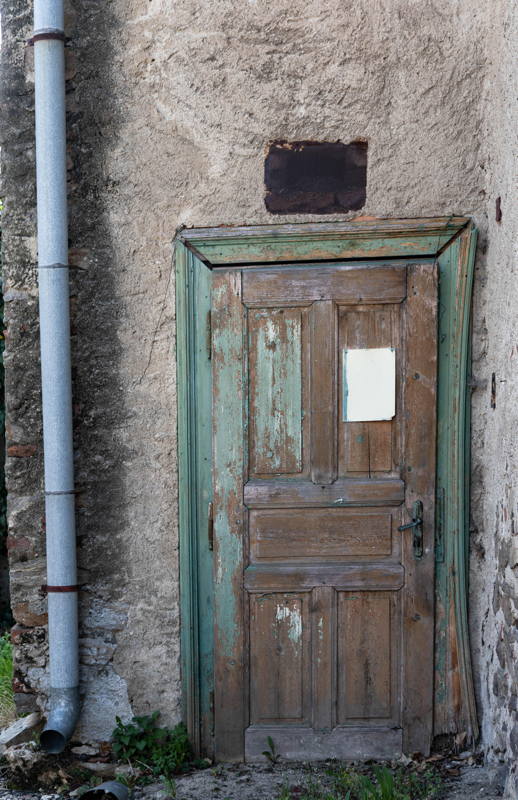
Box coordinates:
[0,228,13,634]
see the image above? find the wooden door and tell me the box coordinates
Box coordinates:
[211,261,437,762]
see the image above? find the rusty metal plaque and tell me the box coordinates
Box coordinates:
[264,140,367,214]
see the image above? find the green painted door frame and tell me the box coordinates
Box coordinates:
[175,218,478,757]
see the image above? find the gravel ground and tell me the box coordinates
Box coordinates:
[168,763,506,800]
[0,762,508,800]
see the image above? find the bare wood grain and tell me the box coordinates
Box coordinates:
[401,263,437,755]
[311,301,337,484]
[337,592,394,723]
[245,725,402,761]
[243,265,407,305]
[312,586,336,730]
[249,593,310,725]
[244,562,405,592]
[249,508,393,560]
[245,478,404,507]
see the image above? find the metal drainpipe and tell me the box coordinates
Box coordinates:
[33,0,79,753]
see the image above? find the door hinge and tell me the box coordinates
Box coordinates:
[435,487,445,562]
[209,689,215,736]
[207,501,214,551]
[206,310,212,360]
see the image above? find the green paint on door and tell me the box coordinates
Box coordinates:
[249,309,302,474]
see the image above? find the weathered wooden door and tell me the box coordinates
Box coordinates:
[212,261,437,762]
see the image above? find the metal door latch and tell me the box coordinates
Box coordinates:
[398,500,423,558]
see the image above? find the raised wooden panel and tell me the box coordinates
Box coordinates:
[338,305,401,477]
[245,725,402,761]
[337,591,398,724]
[243,264,407,305]
[245,563,404,592]
[249,593,310,725]
[245,477,404,507]
[248,308,305,476]
[250,509,393,560]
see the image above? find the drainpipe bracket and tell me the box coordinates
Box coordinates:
[38,263,86,272]
[27,28,65,45]
[40,584,81,595]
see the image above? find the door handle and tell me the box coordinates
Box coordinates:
[398,500,423,559]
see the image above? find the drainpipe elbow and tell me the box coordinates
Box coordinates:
[40,687,80,753]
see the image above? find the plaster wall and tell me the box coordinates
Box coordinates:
[0,0,516,785]
[469,3,518,797]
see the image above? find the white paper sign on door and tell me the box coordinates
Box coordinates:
[343,347,396,422]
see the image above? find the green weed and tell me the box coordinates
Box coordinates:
[277,763,441,800]
[112,711,193,781]
[0,632,16,728]
[262,735,280,764]
[162,774,177,797]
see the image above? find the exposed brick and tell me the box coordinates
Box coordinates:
[6,535,32,552]
[7,444,37,457]
[12,602,48,628]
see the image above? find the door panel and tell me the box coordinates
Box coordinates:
[249,508,394,560]
[248,307,309,477]
[212,261,437,761]
[244,563,405,592]
[244,477,404,507]
[242,264,407,304]
[337,591,399,724]
[250,592,311,725]
[338,305,400,477]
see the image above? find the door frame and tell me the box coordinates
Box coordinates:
[175,217,478,757]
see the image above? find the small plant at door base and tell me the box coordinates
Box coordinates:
[161,775,177,797]
[262,734,280,764]
[277,763,441,800]
[112,712,193,780]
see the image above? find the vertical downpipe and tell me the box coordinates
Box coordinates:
[33,0,80,752]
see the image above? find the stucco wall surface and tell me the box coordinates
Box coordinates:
[0,0,516,784]
[469,3,518,798]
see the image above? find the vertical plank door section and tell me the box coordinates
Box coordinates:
[212,261,438,762]
[212,271,246,761]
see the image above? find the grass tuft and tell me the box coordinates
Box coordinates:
[0,632,16,729]
[276,763,442,800]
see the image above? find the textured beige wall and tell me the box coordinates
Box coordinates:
[469,2,518,796]
[103,0,488,732]
[104,0,490,727]
[1,0,516,779]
